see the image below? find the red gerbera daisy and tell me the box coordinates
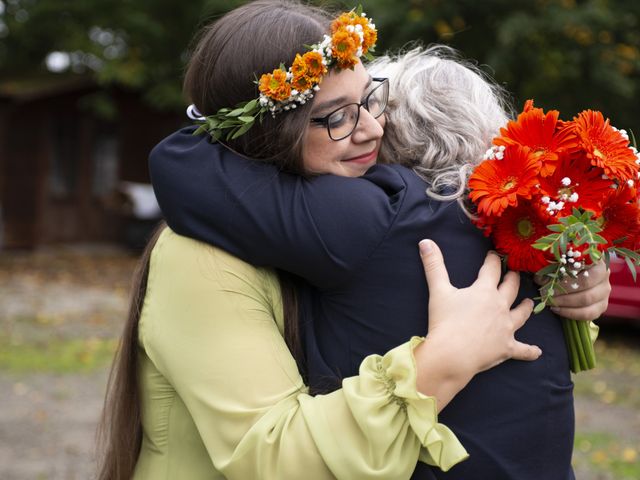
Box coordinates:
[494,100,579,177]
[469,144,540,217]
[492,202,552,272]
[598,186,640,250]
[537,154,613,218]
[573,110,638,183]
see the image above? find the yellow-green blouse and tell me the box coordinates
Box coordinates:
[133,229,468,479]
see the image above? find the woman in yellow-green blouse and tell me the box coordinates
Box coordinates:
[107,226,536,480]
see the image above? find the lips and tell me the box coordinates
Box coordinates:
[342,149,378,165]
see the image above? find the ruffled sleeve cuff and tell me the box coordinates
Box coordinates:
[374,336,469,472]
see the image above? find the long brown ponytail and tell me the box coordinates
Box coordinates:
[96,223,165,480]
[97,232,307,479]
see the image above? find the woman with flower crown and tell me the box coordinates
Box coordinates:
[98,1,611,479]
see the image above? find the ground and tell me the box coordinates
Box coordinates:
[1,244,639,480]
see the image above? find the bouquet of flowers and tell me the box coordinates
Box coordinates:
[468,100,640,373]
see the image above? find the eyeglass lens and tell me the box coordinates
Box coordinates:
[327,80,388,140]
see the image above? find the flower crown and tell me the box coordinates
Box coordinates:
[188,6,377,141]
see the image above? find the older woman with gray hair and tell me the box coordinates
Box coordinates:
[149,40,610,479]
[372,46,511,200]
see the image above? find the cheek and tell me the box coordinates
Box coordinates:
[302,129,341,174]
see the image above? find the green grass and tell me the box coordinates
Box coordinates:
[0,336,117,373]
[573,335,640,409]
[574,432,640,480]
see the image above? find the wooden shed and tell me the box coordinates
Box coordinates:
[0,75,183,249]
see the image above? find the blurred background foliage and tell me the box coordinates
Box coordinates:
[0,0,638,131]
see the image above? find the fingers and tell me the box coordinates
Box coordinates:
[560,261,610,293]
[510,297,534,330]
[510,341,543,362]
[551,279,612,310]
[551,265,611,320]
[497,271,521,306]
[475,251,503,288]
[535,259,609,289]
[551,300,609,321]
[419,240,452,296]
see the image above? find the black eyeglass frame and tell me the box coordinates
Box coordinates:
[309,77,389,141]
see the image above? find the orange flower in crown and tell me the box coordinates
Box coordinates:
[331,29,361,69]
[331,11,377,55]
[291,52,327,91]
[189,6,378,141]
[301,51,327,79]
[258,69,292,102]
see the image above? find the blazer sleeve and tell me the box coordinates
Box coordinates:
[139,229,468,479]
[149,128,405,289]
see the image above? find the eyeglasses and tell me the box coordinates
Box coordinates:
[310,77,389,141]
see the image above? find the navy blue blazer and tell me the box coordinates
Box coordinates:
[149,127,576,480]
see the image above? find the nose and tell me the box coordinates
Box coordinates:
[351,107,384,144]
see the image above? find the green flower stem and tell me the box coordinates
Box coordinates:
[570,318,588,371]
[562,318,597,373]
[577,320,596,369]
[561,319,580,373]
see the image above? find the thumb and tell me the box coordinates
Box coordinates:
[419,239,452,296]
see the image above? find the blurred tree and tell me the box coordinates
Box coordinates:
[0,0,638,134]
[0,0,244,110]
[366,0,640,134]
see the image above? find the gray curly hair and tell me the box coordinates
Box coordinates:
[368,45,514,201]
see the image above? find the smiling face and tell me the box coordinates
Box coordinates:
[302,62,386,177]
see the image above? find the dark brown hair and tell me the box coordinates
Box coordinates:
[97,2,332,478]
[184,0,332,174]
[96,223,164,480]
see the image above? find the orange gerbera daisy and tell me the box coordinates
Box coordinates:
[331,29,361,69]
[492,202,552,272]
[258,69,292,102]
[494,100,579,177]
[598,186,640,250]
[469,144,541,217]
[537,155,612,217]
[573,109,638,183]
